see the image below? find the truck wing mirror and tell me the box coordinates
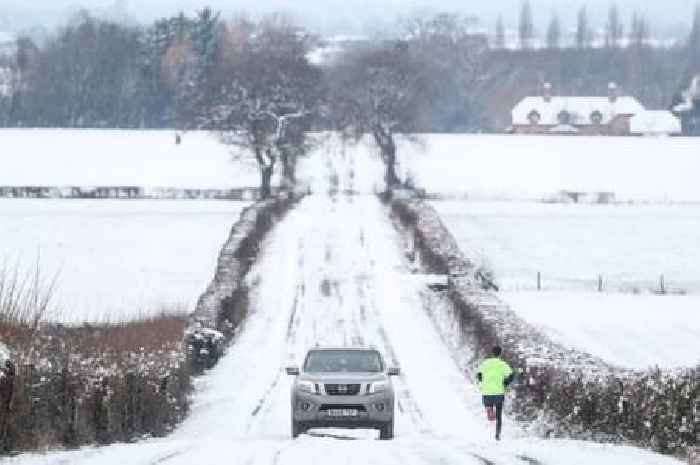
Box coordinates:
[285,365,300,376]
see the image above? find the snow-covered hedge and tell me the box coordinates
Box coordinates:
[186,194,299,368]
[391,197,698,457]
[0,334,190,452]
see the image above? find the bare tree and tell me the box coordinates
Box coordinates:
[546,12,562,49]
[576,6,591,49]
[519,1,535,50]
[405,13,488,131]
[329,41,430,191]
[605,3,623,48]
[200,15,320,198]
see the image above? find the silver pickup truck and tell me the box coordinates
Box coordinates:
[286,347,400,439]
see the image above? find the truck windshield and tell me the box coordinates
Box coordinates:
[304,350,383,373]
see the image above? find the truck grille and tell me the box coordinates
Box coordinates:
[324,384,361,395]
[319,404,367,412]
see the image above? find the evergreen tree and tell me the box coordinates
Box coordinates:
[630,12,650,48]
[576,6,591,49]
[606,4,623,48]
[546,12,561,49]
[688,4,700,72]
[519,1,535,49]
[495,15,505,49]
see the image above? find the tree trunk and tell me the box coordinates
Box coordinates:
[260,164,273,199]
[255,146,275,199]
[373,129,400,192]
[280,150,296,189]
[381,139,400,191]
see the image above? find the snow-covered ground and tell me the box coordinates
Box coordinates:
[432,200,700,293]
[0,199,250,322]
[0,129,260,188]
[5,146,684,465]
[501,291,700,369]
[394,134,700,202]
[432,200,700,369]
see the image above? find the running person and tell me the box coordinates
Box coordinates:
[477,346,514,441]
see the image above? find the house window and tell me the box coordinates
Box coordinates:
[557,110,571,125]
[527,110,541,125]
[590,110,603,125]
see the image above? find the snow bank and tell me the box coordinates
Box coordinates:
[0,129,260,189]
[396,134,700,202]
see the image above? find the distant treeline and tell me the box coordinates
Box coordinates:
[0,6,698,133]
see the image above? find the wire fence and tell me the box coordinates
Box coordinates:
[500,272,698,295]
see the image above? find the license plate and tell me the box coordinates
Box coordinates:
[327,409,358,417]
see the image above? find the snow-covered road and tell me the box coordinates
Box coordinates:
[6,148,684,465]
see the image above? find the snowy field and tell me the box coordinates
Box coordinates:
[0,129,260,188]
[500,292,700,369]
[432,200,700,369]
[0,199,250,322]
[432,200,700,293]
[395,134,700,202]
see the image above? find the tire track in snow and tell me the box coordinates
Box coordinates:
[467,453,498,465]
[516,455,544,465]
[352,241,432,436]
[249,371,283,419]
[246,235,310,434]
[149,450,186,465]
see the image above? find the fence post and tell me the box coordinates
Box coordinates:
[660,274,666,294]
[537,272,541,291]
[598,275,603,292]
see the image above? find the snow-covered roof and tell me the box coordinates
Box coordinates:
[513,96,645,126]
[630,111,682,135]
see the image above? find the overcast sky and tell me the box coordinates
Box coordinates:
[0,0,696,36]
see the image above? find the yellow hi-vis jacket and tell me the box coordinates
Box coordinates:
[477,357,513,396]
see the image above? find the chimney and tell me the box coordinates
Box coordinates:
[608,82,619,103]
[543,82,553,103]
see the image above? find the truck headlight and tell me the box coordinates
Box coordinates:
[368,381,389,394]
[297,380,318,394]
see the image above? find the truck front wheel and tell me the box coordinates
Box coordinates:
[379,420,394,440]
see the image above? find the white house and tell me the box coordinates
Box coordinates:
[511,82,646,136]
